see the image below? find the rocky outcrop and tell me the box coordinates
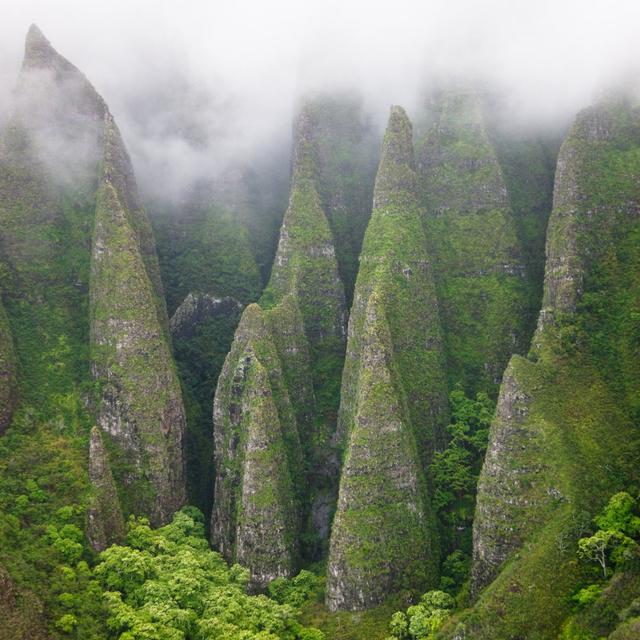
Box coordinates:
[462,93,640,638]
[0,299,17,434]
[169,292,241,339]
[327,106,445,610]
[416,85,530,395]
[86,427,125,551]
[211,304,300,584]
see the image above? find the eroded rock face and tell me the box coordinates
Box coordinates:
[470,356,545,594]
[86,427,125,552]
[169,293,241,340]
[327,106,445,610]
[90,159,187,525]
[416,85,529,395]
[211,304,300,584]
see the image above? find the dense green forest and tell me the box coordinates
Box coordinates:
[1,21,639,640]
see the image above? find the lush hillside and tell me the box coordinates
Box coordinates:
[2,23,640,640]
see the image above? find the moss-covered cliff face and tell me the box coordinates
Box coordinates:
[211,304,301,585]
[415,86,532,397]
[452,93,640,640]
[327,106,446,611]
[90,137,187,523]
[3,26,187,526]
[86,426,125,551]
[327,291,438,611]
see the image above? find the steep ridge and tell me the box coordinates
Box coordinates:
[295,94,378,301]
[90,124,187,523]
[451,91,640,639]
[0,22,186,601]
[415,85,532,397]
[327,106,447,610]
[261,102,348,441]
[210,101,349,574]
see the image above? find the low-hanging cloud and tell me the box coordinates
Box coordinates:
[2,0,640,202]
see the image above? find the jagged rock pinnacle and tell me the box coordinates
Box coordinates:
[23,24,69,70]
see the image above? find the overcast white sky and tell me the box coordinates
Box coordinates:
[2,0,640,198]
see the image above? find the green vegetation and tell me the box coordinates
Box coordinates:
[558,493,640,639]
[458,94,640,639]
[387,590,455,640]
[415,87,535,398]
[431,390,492,576]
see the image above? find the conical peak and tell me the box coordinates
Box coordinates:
[237,303,268,337]
[23,24,68,70]
[372,105,417,209]
[386,105,413,152]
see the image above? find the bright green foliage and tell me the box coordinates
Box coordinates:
[577,493,640,578]
[93,509,322,640]
[387,590,454,640]
[269,571,324,608]
[572,584,603,608]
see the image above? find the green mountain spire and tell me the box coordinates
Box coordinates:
[327,290,437,610]
[465,92,640,639]
[327,105,446,610]
[415,85,531,396]
[337,104,449,461]
[211,304,300,584]
[90,131,187,523]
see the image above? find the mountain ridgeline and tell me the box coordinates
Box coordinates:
[1,24,640,640]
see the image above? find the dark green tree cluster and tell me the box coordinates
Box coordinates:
[430,390,493,564]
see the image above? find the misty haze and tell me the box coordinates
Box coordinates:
[1,2,640,640]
